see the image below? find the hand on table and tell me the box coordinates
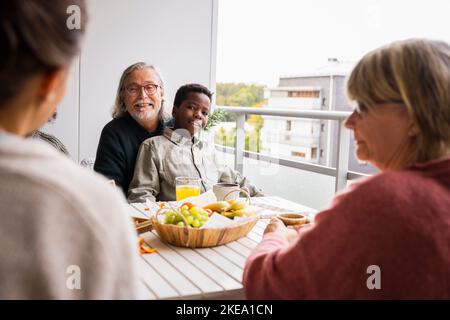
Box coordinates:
[264,217,298,243]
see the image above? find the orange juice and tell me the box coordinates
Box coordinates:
[176,185,201,201]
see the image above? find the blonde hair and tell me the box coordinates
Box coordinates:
[112,62,165,119]
[347,38,450,164]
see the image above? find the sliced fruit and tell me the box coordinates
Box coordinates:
[226,199,247,211]
[203,201,231,212]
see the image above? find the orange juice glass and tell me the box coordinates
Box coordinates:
[175,177,201,201]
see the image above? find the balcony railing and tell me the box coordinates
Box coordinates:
[216,106,369,193]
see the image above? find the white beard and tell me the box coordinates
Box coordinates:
[130,109,156,122]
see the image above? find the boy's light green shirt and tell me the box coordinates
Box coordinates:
[128,127,264,203]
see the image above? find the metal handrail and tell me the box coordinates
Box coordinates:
[215,106,360,192]
[218,106,350,120]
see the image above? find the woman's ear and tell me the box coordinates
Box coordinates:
[38,68,68,106]
[408,121,420,137]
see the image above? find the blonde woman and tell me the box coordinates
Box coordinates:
[243,39,450,299]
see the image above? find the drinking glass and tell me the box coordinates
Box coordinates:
[175,177,201,201]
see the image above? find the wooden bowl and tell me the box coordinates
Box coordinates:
[277,212,309,226]
[150,213,259,248]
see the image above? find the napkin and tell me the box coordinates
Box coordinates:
[201,212,253,229]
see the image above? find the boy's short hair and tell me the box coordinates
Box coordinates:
[173,84,213,108]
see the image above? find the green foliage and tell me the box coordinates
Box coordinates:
[214,127,261,153]
[214,127,235,148]
[214,82,266,153]
[245,129,262,153]
[247,115,264,131]
[204,109,226,131]
[216,82,267,123]
[216,83,266,108]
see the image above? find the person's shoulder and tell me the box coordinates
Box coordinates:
[142,130,171,147]
[101,117,121,131]
[361,169,436,194]
[345,170,414,192]
[2,146,128,225]
[331,169,436,218]
[101,115,135,134]
[48,160,129,230]
[99,116,135,145]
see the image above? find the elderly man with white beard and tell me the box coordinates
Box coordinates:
[94,62,170,195]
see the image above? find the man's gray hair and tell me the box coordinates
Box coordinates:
[112,62,165,119]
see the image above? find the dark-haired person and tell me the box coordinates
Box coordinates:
[94,63,169,195]
[127,83,263,203]
[0,0,139,299]
[243,39,450,299]
[28,112,70,156]
[30,130,70,156]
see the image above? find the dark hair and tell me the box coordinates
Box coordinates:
[173,83,213,108]
[0,0,87,105]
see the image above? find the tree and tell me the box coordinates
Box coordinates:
[215,82,267,152]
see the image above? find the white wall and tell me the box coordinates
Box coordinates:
[42,57,80,158]
[44,0,217,162]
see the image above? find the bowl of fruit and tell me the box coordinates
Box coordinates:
[151,195,259,248]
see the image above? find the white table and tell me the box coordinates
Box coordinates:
[129,197,316,300]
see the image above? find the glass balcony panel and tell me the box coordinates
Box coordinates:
[215,149,335,210]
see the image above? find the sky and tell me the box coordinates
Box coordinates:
[216,0,450,87]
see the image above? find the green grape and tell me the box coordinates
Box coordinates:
[162,205,210,228]
[191,219,200,228]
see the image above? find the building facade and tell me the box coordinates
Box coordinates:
[261,64,377,174]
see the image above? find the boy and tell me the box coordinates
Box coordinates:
[127,83,264,202]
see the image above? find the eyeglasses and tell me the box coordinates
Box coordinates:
[353,100,404,117]
[125,84,160,96]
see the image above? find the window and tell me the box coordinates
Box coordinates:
[320,149,324,158]
[291,151,306,158]
[321,123,325,132]
[288,90,320,98]
[301,90,320,98]
[311,147,318,159]
[286,120,292,131]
